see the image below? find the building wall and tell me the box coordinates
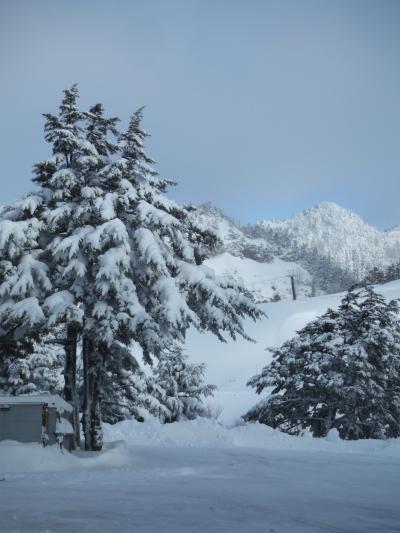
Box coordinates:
[0,404,59,445]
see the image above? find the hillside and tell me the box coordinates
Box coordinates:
[192,203,274,263]
[186,279,400,424]
[205,252,311,303]
[192,202,400,297]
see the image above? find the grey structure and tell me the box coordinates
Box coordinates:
[0,395,74,449]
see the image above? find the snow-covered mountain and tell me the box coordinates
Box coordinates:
[253,202,400,278]
[192,202,400,300]
[193,203,274,263]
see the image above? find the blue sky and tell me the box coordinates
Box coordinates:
[0,0,399,228]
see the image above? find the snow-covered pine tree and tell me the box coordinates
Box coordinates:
[85,103,120,157]
[244,306,344,436]
[0,190,51,384]
[0,328,65,396]
[385,260,400,283]
[30,87,146,449]
[152,346,216,423]
[80,103,263,447]
[361,260,400,286]
[337,287,400,439]
[303,248,356,294]
[20,86,263,450]
[244,286,400,439]
[100,342,167,424]
[363,266,387,285]
[0,195,50,328]
[32,84,94,447]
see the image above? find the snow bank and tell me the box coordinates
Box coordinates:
[103,418,400,457]
[0,440,131,474]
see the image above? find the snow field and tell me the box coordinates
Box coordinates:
[1,427,400,532]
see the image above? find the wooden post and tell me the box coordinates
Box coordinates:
[290,275,297,301]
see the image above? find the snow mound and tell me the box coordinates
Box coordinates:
[103,418,400,457]
[0,440,132,474]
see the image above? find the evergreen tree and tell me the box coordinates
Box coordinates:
[0,190,52,404]
[386,260,400,282]
[152,346,216,423]
[0,194,50,348]
[244,286,400,439]
[0,329,64,396]
[337,287,400,438]
[364,266,387,285]
[100,342,166,424]
[361,260,400,286]
[1,86,263,450]
[33,84,93,448]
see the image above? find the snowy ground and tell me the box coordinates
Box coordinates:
[2,280,400,532]
[1,419,400,532]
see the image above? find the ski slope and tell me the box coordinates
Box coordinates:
[187,278,400,424]
[205,252,311,302]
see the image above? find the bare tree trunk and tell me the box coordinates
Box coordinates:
[64,323,80,449]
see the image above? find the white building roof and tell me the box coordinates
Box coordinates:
[0,394,73,412]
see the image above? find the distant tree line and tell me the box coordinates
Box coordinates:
[360,261,400,286]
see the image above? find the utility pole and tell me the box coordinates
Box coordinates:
[290,275,297,301]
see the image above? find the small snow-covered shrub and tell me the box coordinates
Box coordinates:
[152,347,216,423]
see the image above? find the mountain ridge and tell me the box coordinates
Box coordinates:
[192,201,400,297]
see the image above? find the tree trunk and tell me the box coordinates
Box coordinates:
[64,323,80,449]
[82,335,92,451]
[90,353,104,451]
[82,338,105,451]
[324,407,337,436]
